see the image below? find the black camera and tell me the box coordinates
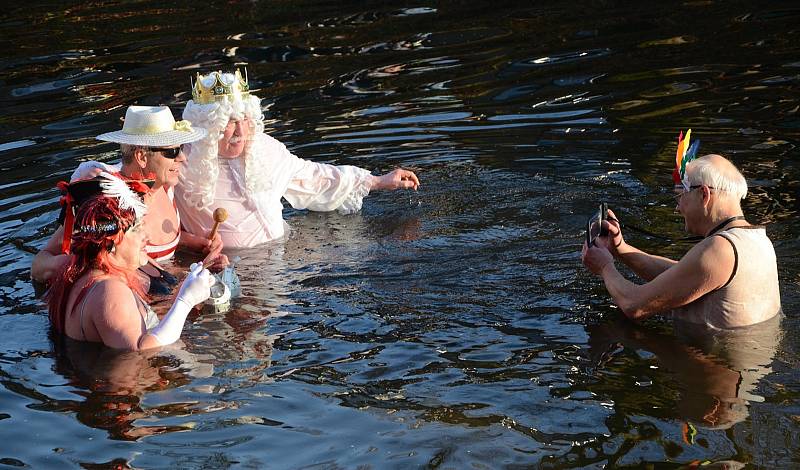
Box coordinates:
[586,202,608,246]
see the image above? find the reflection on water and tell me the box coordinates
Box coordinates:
[1,0,799,468]
[49,337,212,441]
[588,317,780,431]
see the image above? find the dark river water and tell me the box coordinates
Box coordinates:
[1,1,799,468]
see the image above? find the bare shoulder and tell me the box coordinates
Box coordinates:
[87,277,147,349]
[680,236,736,285]
[146,187,174,212]
[688,235,736,262]
[86,278,140,316]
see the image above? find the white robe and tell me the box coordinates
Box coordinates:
[175,134,373,248]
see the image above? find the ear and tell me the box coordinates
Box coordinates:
[701,185,713,210]
[133,147,149,169]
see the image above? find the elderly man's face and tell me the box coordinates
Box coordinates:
[218,117,251,159]
[145,146,186,188]
[677,185,705,235]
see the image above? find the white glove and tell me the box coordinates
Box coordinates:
[70,161,122,181]
[177,262,214,306]
[148,263,213,345]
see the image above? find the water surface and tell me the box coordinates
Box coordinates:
[1,1,799,468]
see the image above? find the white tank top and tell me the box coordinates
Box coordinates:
[672,226,781,329]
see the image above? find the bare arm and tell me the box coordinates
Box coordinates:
[594,209,676,281]
[31,226,70,283]
[370,169,420,191]
[583,236,735,321]
[615,243,678,282]
[87,279,162,350]
[89,264,213,351]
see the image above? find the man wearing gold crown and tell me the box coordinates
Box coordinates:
[176,69,420,248]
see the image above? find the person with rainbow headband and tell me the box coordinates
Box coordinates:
[177,69,420,248]
[581,131,781,329]
[47,173,214,350]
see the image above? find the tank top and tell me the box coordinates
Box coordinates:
[672,226,781,329]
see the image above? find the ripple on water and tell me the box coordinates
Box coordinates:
[1,1,799,468]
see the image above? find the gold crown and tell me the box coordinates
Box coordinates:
[191,68,250,105]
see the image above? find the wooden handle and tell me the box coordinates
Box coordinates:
[209,207,228,240]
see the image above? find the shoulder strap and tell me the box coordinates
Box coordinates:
[714,233,739,290]
[72,278,100,341]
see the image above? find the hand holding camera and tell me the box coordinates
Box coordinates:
[582,203,626,276]
[586,203,624,256]
[586,202,608,247]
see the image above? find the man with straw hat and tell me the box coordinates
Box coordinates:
[32,106,227,293]
[178,69,420,248]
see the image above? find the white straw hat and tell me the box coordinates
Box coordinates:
[96,105,207,146]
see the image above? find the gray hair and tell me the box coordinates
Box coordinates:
[180,94,269,210]
[686,155,748,200]
[120,144,146,164]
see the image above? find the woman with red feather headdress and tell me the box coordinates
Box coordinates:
[47,173,214,350]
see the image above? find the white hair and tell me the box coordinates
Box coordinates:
[686,155,748,200]
[180,94,271,210]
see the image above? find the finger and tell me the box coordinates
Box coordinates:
[601,220,618,234]
[195,269,211,285]
[201,251,216,267]
[398,180,416,190]
[190,262,204,275]
[404,170,420,187]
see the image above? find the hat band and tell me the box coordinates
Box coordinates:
[123,120,195,135]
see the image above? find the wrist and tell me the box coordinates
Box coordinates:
[600,260,616,277]
[369,175,382,191]
[613,240,631,257]
[182,232,205,251]
[174,296,195,310]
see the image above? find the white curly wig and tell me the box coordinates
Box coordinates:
[180,93,272,210]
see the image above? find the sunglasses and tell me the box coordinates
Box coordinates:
[147,145,183,159]
[586,202,608,247]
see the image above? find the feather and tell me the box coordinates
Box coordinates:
[686,139,700,160]
[675,130,685,170]
[97,171,147,219]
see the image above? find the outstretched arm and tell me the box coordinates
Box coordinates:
[615,244,678,282]
[370,169,420,191]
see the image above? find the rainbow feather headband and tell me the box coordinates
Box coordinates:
[673,129,701,191]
